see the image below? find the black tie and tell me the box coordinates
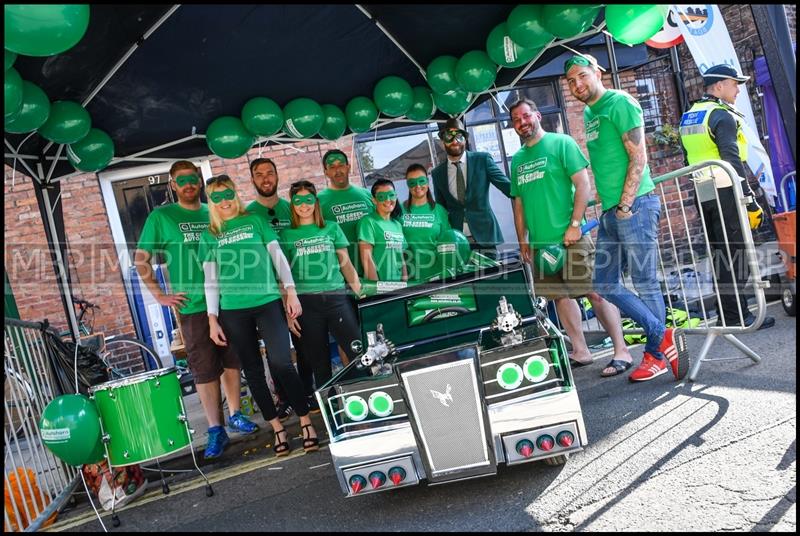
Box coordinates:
[454,161,466,205]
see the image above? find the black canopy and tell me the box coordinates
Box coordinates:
[6,4,605,179]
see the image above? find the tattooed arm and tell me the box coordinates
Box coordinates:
[619,126,648,208]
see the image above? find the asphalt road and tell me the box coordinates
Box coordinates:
[48,303,796,532]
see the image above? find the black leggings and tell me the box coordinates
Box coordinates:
[297,292,362,388]
[220,300,309,420]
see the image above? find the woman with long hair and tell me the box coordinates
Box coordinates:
[401,163,452,281]
[200,175,319,456]
[357,179,407,281]
[279,180,363,388]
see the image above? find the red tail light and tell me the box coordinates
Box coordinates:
[516,439,534,457]
[388,466,406,485]
[349,474,367,493]
[536,434,554,451]
[368,471,386,489]
[556,431,574,448]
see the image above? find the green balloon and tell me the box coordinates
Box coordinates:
[67,128,114,172]
[345,96,378,134]
[542,5,602,39]
[4,66,23,118]
[373,75,413,118]
[283,97,324,138]
[486,22,543,68]
[4,80,50,133]
[39,394,105,466]
[606,5,668,46]
[456,50,497,93]
[5,49,17,71]
[507,5,553,49]
[241,97,283,137]
[426,55,459,95]
[432,87,473,117]
[319,104,346,140]
[205,116,254,159]
[535,244,566,276]
[4,5,90,57]
[37,100,91,144]
[406,86,436,122]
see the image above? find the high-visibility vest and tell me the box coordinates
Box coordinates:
[679,99,749,187]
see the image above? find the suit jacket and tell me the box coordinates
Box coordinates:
[431,151,511,248]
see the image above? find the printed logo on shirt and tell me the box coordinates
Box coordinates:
[515,157,547,186]
[331,201,370,224]
[402,213,435,228]
[383,230,405,250]
[178,222,208,243]
[585,117,600,142]
[293,236,333,256]
[218,225,255,247]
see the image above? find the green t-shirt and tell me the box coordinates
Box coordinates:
[136,203,210,315]
[510,133,588,248]
[357,213,407,282]
[279,222,349,294]
[198,213,281,311]
[246,198,292,233]
[317,185,375,273]
[584,89,654,210]
[401,202,452,280]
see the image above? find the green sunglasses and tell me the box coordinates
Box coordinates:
[209,189,236,203]
[406,176,429,188]
[324,153,347,168]
[375,190,397,202]
[564,55,598,74]
[442,130,466,143]
[291,193,317,206]
[174,173,200,187]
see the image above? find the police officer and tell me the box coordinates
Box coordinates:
[679,64,775,330]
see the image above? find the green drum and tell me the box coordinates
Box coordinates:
[90,367,190,466]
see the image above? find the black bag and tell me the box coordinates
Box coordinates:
[43,327,109,395]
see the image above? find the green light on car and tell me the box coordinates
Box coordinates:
[368,391,394,417]
[497,363,523,390]
[523,355,549,383]
[344,395,368,421]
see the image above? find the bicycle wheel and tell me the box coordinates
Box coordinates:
[102,336,163,378]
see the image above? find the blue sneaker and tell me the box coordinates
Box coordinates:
[227,410,259,435]
[204,426,230,459]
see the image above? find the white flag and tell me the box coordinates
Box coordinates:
[672,4,778,205]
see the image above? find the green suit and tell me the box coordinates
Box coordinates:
[431,151,511,249]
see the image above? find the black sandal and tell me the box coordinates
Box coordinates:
[273,428,291,457]
[301,424,319,453]
[600,359,633,377]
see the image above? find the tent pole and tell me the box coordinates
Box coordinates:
[354,4,427,78]
[604,33,621,90]
[35,163,81,341]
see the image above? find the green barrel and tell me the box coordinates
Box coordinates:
[90,368,190,466]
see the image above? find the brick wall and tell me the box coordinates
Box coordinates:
[4,137,363,372]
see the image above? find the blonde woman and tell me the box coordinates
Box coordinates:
[199,175,319,455]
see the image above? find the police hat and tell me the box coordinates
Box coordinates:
[702,64,750,87]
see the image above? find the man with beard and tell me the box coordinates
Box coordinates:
[508,98,633,376]
[134,160,257,460]
[565,54,688,382]
[431,117,511,258]
[245,158,318,416]
[317,149,375,276]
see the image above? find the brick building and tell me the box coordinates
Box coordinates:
[4,5,795,373]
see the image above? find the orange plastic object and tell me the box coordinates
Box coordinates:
[3,468,57,532]
[772,211,796,280]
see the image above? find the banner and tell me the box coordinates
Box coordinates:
[672,4,778,205]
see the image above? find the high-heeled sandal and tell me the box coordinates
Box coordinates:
[301,424,319,453]
[273,428,291,457]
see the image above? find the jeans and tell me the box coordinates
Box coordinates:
[593,193,666,358]
[220,300,309,420]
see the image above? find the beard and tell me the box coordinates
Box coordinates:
[254,182,277,197]
[445,143,464,157]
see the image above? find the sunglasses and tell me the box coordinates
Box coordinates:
[324,154,348,168]
[442,130,466,144]
[375,190,397,203]
[563,55,601,74]
[174,173,200,187]
[291,193,317,206]
[406,176,429,188]
[209,189,236,203]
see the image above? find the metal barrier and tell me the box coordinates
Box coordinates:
[4,318,80,532]
[779,170,796,210]
[533,159,768,381]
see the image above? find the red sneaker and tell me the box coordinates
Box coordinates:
[659,327,688,380]
[629,352,668,382]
